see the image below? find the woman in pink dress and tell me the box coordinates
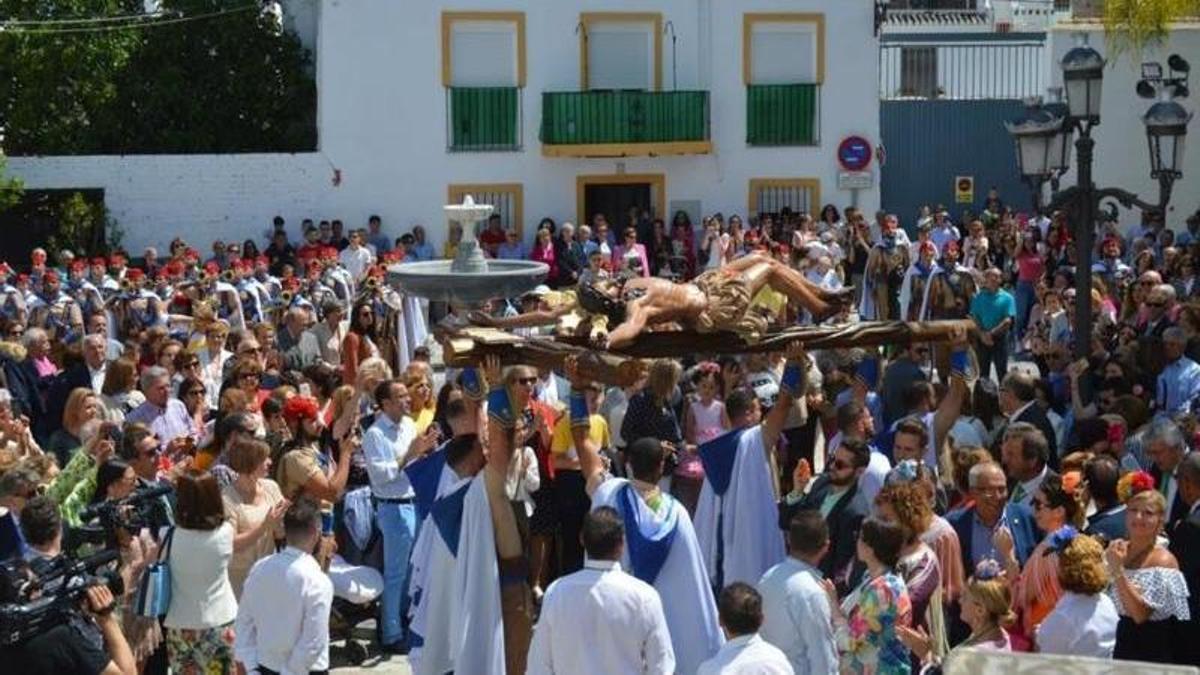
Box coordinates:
[530,227,559,283]
[611,227,650,278]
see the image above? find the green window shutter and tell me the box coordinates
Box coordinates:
[540,91,709,144]
[746,84,819,146]
[449,87,519,151]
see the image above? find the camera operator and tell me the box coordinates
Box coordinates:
[5,495,136,675]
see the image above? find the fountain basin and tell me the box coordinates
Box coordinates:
[388,260,550,305]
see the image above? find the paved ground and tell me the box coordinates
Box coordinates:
[329,624,412,674]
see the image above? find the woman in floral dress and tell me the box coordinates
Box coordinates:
[825,517,914,674]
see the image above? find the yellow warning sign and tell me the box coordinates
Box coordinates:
[955,176,974,204]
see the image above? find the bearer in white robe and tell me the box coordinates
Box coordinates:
[563,356,724,675]
[406,359,532,675]
[693,343,809,589]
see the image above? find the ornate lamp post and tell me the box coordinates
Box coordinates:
[1007,33,1191,365]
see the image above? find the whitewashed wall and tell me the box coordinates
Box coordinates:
[1047,24,1200,233]
[7,0,882,252]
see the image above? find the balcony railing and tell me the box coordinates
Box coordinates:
[446,87,522,152]
[540,90,711,156]
[746,84,820,146]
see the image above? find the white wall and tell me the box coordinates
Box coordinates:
[1047,24,1200,232]
[6,0,881,252]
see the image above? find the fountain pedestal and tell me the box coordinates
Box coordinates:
[388,196,549,305]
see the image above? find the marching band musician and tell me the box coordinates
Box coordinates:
[27,271,83,344]
[0,263,28,325]
[88,256,119,296]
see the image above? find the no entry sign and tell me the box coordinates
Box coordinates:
[837,136,873,172]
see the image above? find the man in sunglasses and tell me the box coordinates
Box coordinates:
[115,423,176,530]
[779,439,872,597]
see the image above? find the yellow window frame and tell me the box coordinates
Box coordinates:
[578,12,663,91]
[441,11,527,88]
[742,12,826,85]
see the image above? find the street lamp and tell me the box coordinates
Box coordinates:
[1006,35,1191,369]
[1061,33,1105,124]
[1006,102,1071,208]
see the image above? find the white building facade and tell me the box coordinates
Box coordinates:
[8,0,882,252]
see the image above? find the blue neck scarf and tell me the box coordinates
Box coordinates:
[618,482,678,585]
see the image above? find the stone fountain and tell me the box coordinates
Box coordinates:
[388,196,549,305]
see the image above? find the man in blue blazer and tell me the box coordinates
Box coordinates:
[945,461,1040,645]
[946,461,1040,573]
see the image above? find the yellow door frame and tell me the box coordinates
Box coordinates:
[576,173,666,228]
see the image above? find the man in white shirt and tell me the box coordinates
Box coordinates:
[699,582,794,675]
[757,511,837,674]
[528,507,676,675]
[235,499,334,675]
[362,378,441,651]
[338,229,375,282]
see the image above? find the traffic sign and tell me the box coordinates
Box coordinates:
[837,136,873,172]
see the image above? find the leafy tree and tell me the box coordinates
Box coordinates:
[0,1,144,155]
[0,0,315,154]
[47,191,115,254]
[1103,0,1200,58]
[105,0,316,153]
[0,156,24,213]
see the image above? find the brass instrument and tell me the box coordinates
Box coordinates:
[279,289,294,306]
[119,277,134,293]
[221,269,236,283]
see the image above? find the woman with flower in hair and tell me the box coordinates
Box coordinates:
[1036,530,1118,657]
[1105,472,1191,664]
[898,560,1014,671]
[997,473,1084,649]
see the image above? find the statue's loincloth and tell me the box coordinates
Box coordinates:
[693,269,768,341]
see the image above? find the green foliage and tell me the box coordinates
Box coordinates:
[47,191,113,254]
[0,157,25,213]
[0,0,316,155]
[1103,0,1200,60]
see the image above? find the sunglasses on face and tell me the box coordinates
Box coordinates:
[240,372,260,381]
[185,388,206,396]
[516,377,538,386]
[830,458,852,471]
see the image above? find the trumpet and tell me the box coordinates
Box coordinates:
[221,269,236,283]
[279,289,294,306]
[364,276,379,291]
[119,278,134,292]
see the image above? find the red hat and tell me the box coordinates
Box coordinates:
[282,277,301,291]
[0,262,12,276]
[109,254,126,267]
[944,240,961,255]
[255,255,269,268]
[919,240,937,255]
[125,268,145,281]
[184,248,200,262]
[43,271,59,283]
[283,395,321,423]
[204,262,220,277]
[16,273,29,284]
[320,246,338,261]
[70,260,86,273]
[90,257,107,268]
[296,248,317,262]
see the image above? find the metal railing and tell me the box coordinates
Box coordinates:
[539,90,710,145]
[445,87,522,152]
[880,39,1047,100]
[745,83,821,146]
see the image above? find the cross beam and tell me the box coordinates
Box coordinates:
[437,320,972,386]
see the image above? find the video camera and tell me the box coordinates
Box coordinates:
[68,483,173,551]
[0,549,123,645]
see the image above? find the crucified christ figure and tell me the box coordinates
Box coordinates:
[581,253,853,349]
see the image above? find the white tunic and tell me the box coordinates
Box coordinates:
[694,426,787,589]
[592,477,724,675]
